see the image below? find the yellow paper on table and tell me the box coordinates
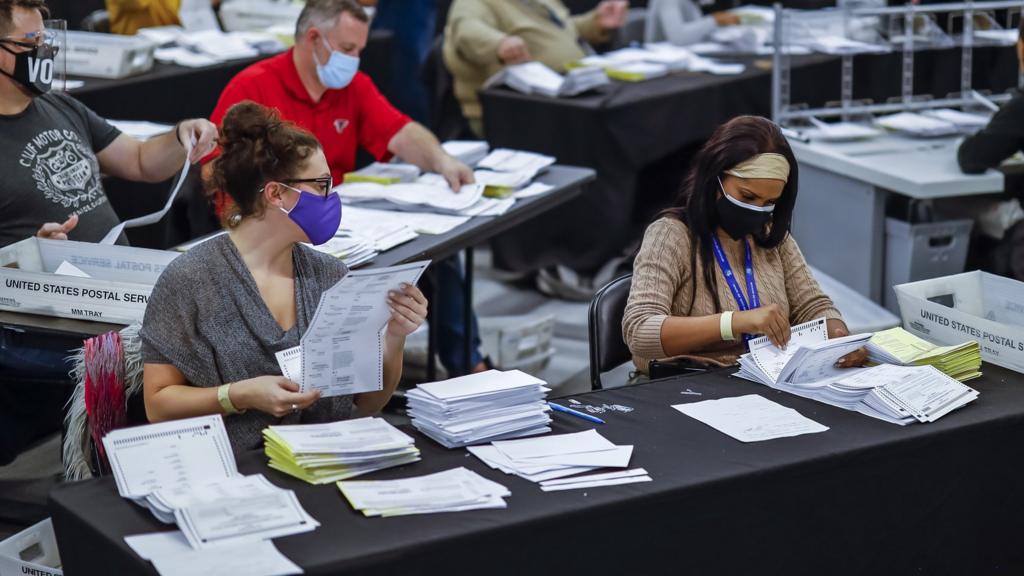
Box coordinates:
[868,327,982,381]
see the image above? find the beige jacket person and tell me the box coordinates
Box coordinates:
[443,0,611,134]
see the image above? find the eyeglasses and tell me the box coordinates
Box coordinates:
[0,30,59,55]
[281,176,333,197]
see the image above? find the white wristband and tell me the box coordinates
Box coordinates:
[720,311,736,341]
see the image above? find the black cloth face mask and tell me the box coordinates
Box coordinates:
[715,178,775,240]
[0,40,57,96]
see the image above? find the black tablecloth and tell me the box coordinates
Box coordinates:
[480,47,1019,273]
[51,363,1024,575]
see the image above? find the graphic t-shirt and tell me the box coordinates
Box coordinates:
[0,92,122,248]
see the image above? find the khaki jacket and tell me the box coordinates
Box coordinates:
[443,0,610,123]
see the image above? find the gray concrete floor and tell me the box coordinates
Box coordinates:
[0,249,633,541]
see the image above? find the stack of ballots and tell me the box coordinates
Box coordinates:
[866,327,982,381]
[263,417,421,484]
[406,370,552,448]
[467,429,637,485]
[337,467,510,517]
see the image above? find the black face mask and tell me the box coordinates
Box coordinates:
[716,188,774,240]
[0,41,57,96]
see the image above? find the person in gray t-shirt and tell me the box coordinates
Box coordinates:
[141,101,428,451]
[0,0,219,248]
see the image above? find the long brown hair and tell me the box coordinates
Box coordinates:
[660,115,799,313]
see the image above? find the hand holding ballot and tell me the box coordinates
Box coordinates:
[385,283,429,339]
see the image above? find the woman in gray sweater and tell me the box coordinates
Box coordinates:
[140,102,427,450]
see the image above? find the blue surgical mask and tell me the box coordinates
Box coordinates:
[314,37,359,89]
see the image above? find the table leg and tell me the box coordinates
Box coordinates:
[426,265,439,382]
[464,247,475,376]
[792,164,886,303]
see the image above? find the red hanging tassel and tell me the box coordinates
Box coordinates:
[84,331,127,471]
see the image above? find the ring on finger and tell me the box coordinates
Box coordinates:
[291,403,298,414]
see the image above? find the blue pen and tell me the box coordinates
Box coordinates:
[548,402,605,425]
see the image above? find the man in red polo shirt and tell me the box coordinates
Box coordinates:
[208,0,488,375]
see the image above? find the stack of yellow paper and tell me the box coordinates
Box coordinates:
[263,417,420,485]
[866,327,982,381]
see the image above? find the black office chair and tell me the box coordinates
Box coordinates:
[588,274,634,390]
[419,35,473,141]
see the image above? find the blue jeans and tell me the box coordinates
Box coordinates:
[435,256,483,374]
[0,328,75,465]
[371,0,435,123]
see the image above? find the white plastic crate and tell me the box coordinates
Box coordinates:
[479,314,556,370]
[0,237,179,324]
[0,519,62,576]
[219,0,303,32]
[893,271,1024,373]
[65,31,155,79]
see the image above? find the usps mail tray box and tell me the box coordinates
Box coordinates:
[893,271,1024,373]
[0,237,178,324]
[0,519,62,576]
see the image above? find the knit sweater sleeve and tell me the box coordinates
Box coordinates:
[623,218,692,361]
[779,234,844,325]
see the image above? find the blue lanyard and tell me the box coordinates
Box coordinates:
[711,235,759,342]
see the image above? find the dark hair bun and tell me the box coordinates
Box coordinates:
[207,101,321,225]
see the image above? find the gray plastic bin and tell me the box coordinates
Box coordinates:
[884,217,973,312]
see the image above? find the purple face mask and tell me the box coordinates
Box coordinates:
[279,185,342,245]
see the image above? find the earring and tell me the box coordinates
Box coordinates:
[228,213,242,226]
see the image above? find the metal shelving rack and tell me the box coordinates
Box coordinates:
[771,0,1024,126]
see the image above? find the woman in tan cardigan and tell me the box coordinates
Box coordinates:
[623,116,867,372]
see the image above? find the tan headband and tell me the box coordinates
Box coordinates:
[724,153,790,183]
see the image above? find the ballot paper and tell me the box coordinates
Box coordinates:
[108,120,175,140]
[103,415,237,500]
[337,467,510,517]
[144,538,302,576]
[263,417,420,484]
[442,140,489,166]
[859,364,979,423]
[920,108,990,130]
[407,369,553,448]
[477,149,556,176]
[336,182,485,214]
[345,162,421,184]
[737,318,872,386]
[171,481,317,549]
[341,205,469,236]
[874,112,960,137]
[178,0,220,32]
[672,394,829,442]
[100,142,191,244]
[487,61,608,97]
[806,118,883,142]
[866,327,982,381]
[538,468,652,492]
[274,261,429,398]
[126,531,304,576]
[805,35,890,55]
[513,182,554,199]
[469,430,634,483]
[54,260,91,277]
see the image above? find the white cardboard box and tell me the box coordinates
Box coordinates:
[0,237,179,324]
[894,271,1024,373]
[0,519,62,576]
[65,31,155,79]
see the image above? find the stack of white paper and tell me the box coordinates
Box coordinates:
[263,417,421,484]
[309,236,378,268]
[538,468,652,491]
[920,108,990,131]
[819,364,978,424]
[335,181,485,215]
[805,35,890,55]
[406,369,552,448]
[442,140,489,166]
[875,112,961,137]
[341,205,468,236]
[489,61,609,98]
[345,162,421,184]
[468,429,633,483]
[672,394,829,442]
[144,475,318,549]
[125,532,302,576]
[103,417,319,553]
[337,467,510,517]
[477,149,555,178]
[806,118,883,142]
[736,318,873,387]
